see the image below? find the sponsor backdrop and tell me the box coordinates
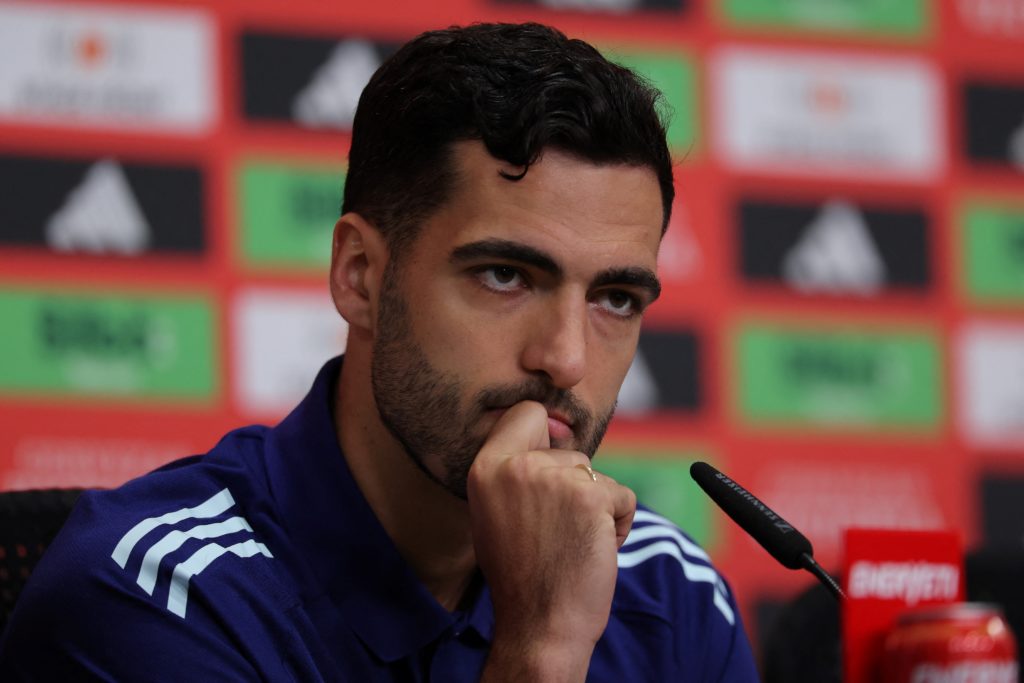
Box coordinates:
[1,0,1023,666]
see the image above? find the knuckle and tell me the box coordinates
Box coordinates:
[466,463,488,494]
[623,485,637,507]
[502,452,534,484]
[568,481,599,511]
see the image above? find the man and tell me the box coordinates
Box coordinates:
[0,23,759,681]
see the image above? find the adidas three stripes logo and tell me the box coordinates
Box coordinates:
[619,510,735,626]
[111,488,272,618]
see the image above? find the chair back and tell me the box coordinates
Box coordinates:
[0,488,84,635]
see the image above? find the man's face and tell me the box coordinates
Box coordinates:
[371,141,664,499]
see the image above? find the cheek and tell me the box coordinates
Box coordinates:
[600,328,644,382]
[571,330,640,402]
[408,293,517,377]
[597,353,635,401]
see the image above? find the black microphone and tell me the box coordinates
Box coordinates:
[690,461,845,600]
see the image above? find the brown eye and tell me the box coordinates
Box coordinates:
[595,290,640,318]
[492,266,518,284]
[477,266,525,292]
[607,291,631,309]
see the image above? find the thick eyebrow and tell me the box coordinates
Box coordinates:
[592,267,662,303]
[449,239,562,277]
[449,238,661,302]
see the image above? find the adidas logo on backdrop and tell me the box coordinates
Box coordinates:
[46,160,151,254]
[737,197,930,296]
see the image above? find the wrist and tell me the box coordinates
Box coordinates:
[480,629,596,683]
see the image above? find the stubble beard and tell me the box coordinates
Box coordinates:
[370,267,615,500]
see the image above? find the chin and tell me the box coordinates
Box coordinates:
[549,436,580,452]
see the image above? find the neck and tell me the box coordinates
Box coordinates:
[334,338,478,611]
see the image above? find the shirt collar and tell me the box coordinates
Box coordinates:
[264,356,494,660]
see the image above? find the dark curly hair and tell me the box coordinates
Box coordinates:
[342,22,674,256]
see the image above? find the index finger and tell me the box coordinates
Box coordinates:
[473,401,551,474]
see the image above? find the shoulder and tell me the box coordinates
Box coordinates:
[615,507,735,627]
[0,426,295,679]
[607,506,760,681]
[55,424,285,619]
[74,423,279,591]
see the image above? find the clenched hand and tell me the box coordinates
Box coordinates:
[469,401,636,682]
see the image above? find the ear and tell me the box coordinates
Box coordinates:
[330,213,389,333]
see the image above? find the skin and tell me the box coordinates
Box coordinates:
[329,140,664,681]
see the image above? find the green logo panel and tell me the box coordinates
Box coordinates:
[602,47,699,154]
[721,0,929,38]
[0,288,217,399]
[239,159,346,270]
[736,324,941,428]
[962,200,1024,304]
[595,448,717,551]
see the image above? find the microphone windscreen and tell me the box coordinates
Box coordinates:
[690,461,813,570]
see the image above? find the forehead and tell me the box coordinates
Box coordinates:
[417,141,664,269]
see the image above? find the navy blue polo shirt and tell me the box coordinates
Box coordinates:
[0,357,759,681]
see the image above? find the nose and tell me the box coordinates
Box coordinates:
[520,294,588,389]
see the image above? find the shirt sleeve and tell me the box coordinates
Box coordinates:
[0,485,309,683]
[707,579,761,683]
[0,532,267,682]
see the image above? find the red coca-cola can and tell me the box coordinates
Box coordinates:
[880,603,1019,683]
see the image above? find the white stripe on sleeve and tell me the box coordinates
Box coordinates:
[136,516,254,595]
[112,489,236,568]
[621,521,712,563]
[617,539,735,626]
[166,539,273,618]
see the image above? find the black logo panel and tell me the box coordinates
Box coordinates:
[963,80,1024,171]
[241,31,399,130]
[618,328,701,414]
[0,154,204,255]
[980,472,1024,550]
[738,199,930,294]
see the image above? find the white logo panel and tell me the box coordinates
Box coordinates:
[957,0,1024,39]
[959,323,1024,446]
[233,288,348,416]
[712,47,943,181]
[0,2,215,132]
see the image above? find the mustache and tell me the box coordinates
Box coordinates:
[474,379,591,432]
